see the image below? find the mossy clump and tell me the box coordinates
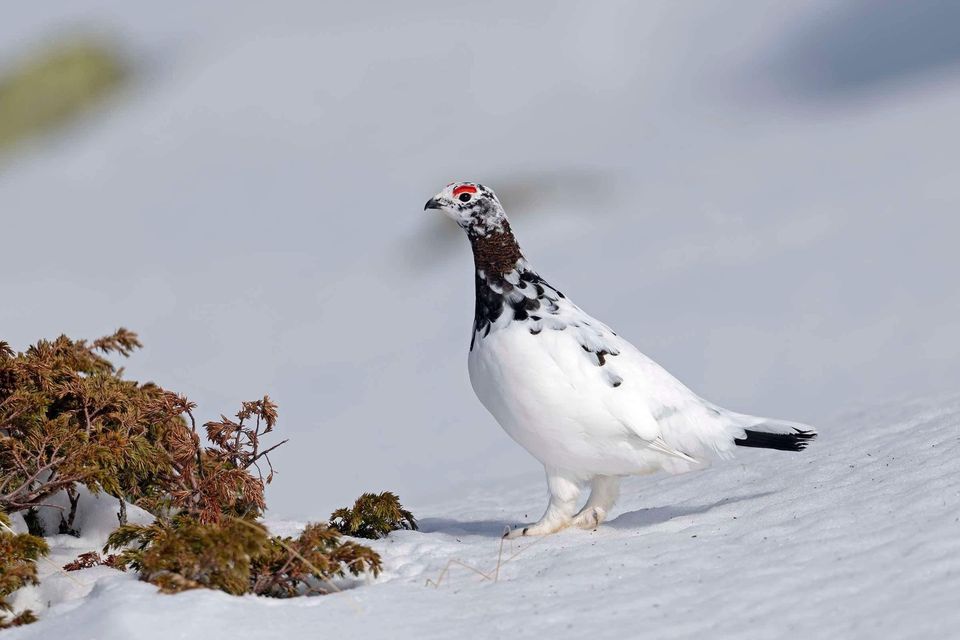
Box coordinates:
[330,491,418,539]
[0,510,49,629]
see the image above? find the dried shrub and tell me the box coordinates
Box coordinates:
[330,491,418,539]
[106,517,268,595]
[2,331,397,609]
[0,330,177,534]
[106,518,381,597]
[63,551,125,572]
[0,330,285,533]
[170,395,287,524]
[251,523,382,597]
[0,510,48,628]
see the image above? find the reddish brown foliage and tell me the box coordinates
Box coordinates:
[62,550,125,572]
[0,330,286,530]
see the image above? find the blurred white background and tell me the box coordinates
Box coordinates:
[2,1,958,517]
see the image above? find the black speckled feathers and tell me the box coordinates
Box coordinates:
[471,267,566,350]
[458,185,620,380]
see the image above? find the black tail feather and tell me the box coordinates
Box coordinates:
[734,428,816,452]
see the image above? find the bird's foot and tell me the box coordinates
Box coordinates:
[503,518,570,539]
[571,506,606,531]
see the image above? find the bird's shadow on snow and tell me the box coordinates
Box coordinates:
[418,492,774,538]
[607,491,775,530]
[417,518,514,538]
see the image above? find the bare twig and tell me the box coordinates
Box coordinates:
[252,440,288,464]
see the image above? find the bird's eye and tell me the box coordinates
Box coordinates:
[452,184,478,202]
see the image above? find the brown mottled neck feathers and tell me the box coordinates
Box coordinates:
[469,223,524,278]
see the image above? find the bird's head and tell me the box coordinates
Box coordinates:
[424,182,507,237]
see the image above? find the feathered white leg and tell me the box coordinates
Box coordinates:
[572,475,620,530]
[505,467,581,538]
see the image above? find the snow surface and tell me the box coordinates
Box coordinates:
[8,394,960,639]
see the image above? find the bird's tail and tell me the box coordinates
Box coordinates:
[725,413,817,452]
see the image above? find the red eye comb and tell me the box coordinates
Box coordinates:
[453,185,478,198]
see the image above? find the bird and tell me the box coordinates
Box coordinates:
[424,182,816,538]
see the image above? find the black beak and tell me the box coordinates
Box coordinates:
[424,197,442,211]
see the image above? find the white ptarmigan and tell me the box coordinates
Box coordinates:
[425,182,816,538]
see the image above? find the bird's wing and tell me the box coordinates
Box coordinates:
[552,298,738,462]
[497,269,738,462]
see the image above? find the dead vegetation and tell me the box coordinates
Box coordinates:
[0,330,415,623]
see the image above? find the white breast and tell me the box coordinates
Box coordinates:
[469,322,657,474]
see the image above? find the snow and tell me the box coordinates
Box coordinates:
[2,0,960,637]
[7,394,960,639]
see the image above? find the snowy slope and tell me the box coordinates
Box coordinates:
[8,394,960,639]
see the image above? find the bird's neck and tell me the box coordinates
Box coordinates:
[468,223,525,279]
[468,224,529,351]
